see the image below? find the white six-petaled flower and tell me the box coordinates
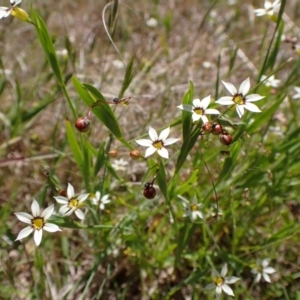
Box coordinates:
[251,258,276,283]
[254,0,281,17]
[179,195,204,222]
[111,158,129,172]
[216,77,265,118]
[177,96,220,123]
[135,126,179,159]
[90,191,111,210]
[204,263,240,300]
[14,199,61,246]
[260,75,281,88]
[54,183,89,220]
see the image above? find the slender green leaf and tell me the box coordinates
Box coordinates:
[65,118,83,169]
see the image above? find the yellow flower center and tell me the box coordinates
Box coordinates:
[191,204,198,211]
[193,107,204,115]
[233,94,245,105]
[32,217,44,230]
[69,198,79,209]
[214,276,224,287]
[153,140,163,150]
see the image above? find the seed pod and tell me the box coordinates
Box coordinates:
[212,124,223,135]
[201,122,212,133]
[75,117,90,133]
[130,149,141,160]
[219,133,233,146]
[109,149,118,158]
[143,182,156,199]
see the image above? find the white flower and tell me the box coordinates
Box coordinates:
[0,0,29,22]
[135,126,179,159]
[146,17,158,28]
[179,195,204,221]
[292,86,300,100]
[14,199,61,246]
[177,96,220,123]
[260,75,281,88]
[204,263,240,300]
[254,0,281,17]
[54,183,89,220]
[111,158,128,172]
[216,78,265,118]
[251,258,276,283]
[90,191,111,210]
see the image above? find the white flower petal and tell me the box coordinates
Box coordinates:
[78,193,89,202]
[216,286,222,299]
[236,104,244,118]
[192,98,202,107]
[41,204,55,220]
[221,264,228,277]
[216,97,234,105]
[246,94,265,102]
[34,230,43,246]
[54,196,69,204]
[59,205,72,215]
[201,95,211,109]
[43,223,61,232]
[11,0,22,6]
[205,108,220,115]
[145,146,157,157]
[239,77,250,95]
[0,7,11,19]
[148,126,158,141]
[157,147,169,159]
[99,203,105,210]
[67,183,75,199]
[164,137,179,146]
[95,191,101,201]
[254,9,267,16]
[14,212,33,224]
[211,269,220,278]
[261,258,270,268]
[31,199,40,217]
[222,284,234,296]
[15,226,33,241]
[192,113,202,122]
[243,102,261,113]
[222,81,237,95]
[262,272,271,283]
[225,276,240,284]
[177,104,193,112]
[200,115,209,124]
[264,267,276,274]
[159,127,170,141]
[135,139,153,147]
[75,209,85,220]
[254,273,262,283]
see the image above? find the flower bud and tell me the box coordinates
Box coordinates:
[143,183,156,199]
[75,117,90,133]
[109,149,118,158]
[201,122,212,133]
[219,133,233,146]
[211,124,223,135]
[11,7,30,22]
[130,149,141,160]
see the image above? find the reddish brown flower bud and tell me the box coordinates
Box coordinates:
[130,149,141,160]
[201,122,212,133]
[109,149,118,158]
[219,133,233,146]
[58,190,67,197]
[212,124,223,135]
[143,182,156,199]
[75,117,90,133]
